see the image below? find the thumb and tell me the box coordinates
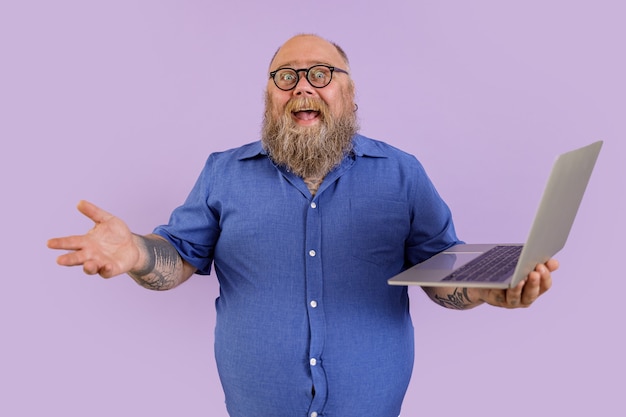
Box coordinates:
[77,200,114,224]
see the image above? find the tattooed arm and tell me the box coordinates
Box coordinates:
[422,259,559,310]
[422,287,482,310]
[48,200,195,290]
[128,234,196,291]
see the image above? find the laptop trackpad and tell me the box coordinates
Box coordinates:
[425,252,484,271]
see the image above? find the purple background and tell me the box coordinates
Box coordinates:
[2,1,624,416]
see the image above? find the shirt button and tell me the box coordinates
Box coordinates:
[309,250,316,257]
[310,358,317,366]
[310,300,318,308]
[310,202,317,209]
[311,413,318,417]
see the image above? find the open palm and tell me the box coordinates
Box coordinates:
[47,200,141,278]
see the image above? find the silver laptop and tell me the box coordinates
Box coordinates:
[388,140,603,289]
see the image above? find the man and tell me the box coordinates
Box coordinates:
[48,34,558,417]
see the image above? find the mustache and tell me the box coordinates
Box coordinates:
[284,96,330,117]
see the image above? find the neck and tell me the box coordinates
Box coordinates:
[303,175,324,196]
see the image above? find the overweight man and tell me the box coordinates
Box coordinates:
[48,34,558,417]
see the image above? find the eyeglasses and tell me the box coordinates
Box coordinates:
[269,64,349,91]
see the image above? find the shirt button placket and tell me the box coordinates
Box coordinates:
[305,197,326,414]
[308,203,319,311]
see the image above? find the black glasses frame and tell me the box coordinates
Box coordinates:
[269,64,349,91]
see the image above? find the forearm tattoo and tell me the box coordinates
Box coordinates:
[432,287,474,310]
[130,236,181,291]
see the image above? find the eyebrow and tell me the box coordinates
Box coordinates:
[272,61,335,71]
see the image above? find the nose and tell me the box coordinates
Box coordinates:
[293,71,315,96]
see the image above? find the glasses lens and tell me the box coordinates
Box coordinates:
[274,69,298,90]
[307,66,332,88]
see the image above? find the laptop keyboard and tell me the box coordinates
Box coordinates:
[441,245,523,283]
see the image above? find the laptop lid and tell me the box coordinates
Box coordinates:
[388,140,603,288]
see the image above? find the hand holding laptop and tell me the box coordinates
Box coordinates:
[421,258,559,309]
[471,258,559,308]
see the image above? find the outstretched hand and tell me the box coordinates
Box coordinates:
[474,259,559,308]
[47,200,142,278]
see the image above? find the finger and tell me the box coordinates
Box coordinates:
[98,263,116,279]
[520,271,541,305]
[60,254,110,278]
[83,261,115,278]
[56,249,91,267]
[47,235,87,251]
[505,281,524,308]
[77,200,114,224]
[83,259,101,275]
[546,258,559,272]
[537,263,553,294]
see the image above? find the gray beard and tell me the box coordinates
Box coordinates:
[261,95,359,178]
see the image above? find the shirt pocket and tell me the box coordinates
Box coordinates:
[349,197,409,267]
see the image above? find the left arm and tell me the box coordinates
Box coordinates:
[423,259,559,310]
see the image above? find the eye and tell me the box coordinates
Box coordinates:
[278,70,297,82]
[308,66,332,86]
[311,69,327,80]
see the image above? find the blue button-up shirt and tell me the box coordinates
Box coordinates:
[154,134,460,417]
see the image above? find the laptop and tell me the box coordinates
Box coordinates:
[388,140,603,289]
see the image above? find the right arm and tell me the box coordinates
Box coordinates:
[47,200,195,290]
[128,233,196,290]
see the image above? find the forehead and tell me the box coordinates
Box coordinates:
[270,36,346,70]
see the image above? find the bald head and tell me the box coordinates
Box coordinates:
[268,34,350,72]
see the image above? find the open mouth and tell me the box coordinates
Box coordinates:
[292,109,321,122]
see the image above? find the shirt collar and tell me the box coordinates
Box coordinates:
[236,134,388,161]
[351,134,387,158]
[237,141,267,161]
